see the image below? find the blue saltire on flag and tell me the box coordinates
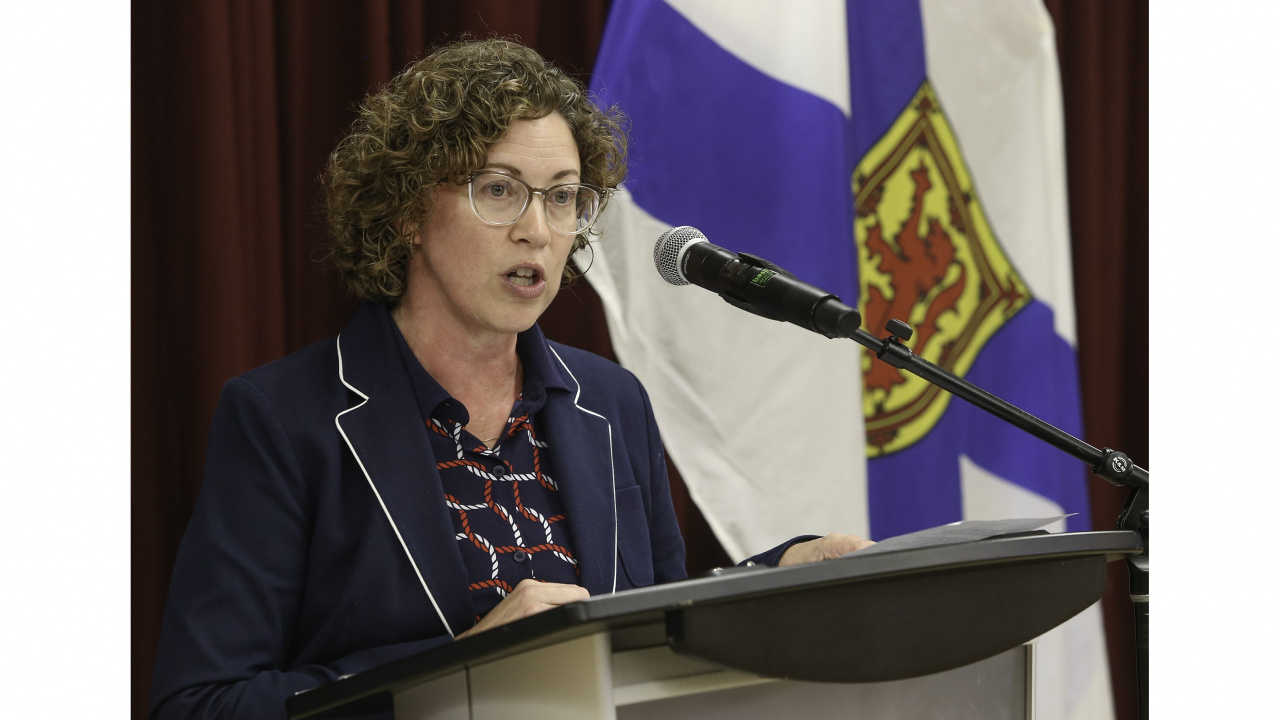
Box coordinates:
[591,0,1091,540]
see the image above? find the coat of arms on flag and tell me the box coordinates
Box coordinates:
[855,81,1031,455]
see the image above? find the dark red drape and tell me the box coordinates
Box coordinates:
[1044,2,1148,718]
[132,2,1147,718]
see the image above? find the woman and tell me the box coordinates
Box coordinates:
[149,38,868,720]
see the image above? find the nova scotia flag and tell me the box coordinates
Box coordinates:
[585,1,1112,718]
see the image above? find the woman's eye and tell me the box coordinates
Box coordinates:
[485,182,512,198]
[550,188,576,205]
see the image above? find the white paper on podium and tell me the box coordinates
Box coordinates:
[845,515,1075,558]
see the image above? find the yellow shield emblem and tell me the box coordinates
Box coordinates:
[854,82,1031,456]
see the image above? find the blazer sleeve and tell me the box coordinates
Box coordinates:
[742,535,822,567]
[148,378,449,720]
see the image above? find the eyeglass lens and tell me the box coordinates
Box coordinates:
[470,173,600,233]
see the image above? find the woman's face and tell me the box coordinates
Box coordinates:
[406,114,581,341]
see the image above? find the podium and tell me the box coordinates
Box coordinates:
[287,530,1141,720]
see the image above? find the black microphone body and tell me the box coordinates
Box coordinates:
[654,226,862,339]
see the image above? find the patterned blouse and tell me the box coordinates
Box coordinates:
[392,324,581,622]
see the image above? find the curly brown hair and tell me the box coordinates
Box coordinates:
[323,38,629,303]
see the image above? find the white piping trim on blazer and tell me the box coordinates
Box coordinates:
[546,344,619,595]
[333,335,456,638]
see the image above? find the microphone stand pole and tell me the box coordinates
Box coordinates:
[830,312,1148,720]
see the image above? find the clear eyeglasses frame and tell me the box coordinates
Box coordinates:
[461,170,605,235]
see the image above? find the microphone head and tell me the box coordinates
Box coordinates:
[653,226,707,286]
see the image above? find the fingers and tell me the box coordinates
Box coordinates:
[511,579,590,610]
[778,532,876,566]
[821,532,875,558]
[456,580,589,640]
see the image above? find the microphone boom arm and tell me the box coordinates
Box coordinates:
[654,227,1147,717]
[837,316,1149,720]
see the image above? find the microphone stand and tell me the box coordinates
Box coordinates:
[830,313,1149,720]
[690,247,1147,717]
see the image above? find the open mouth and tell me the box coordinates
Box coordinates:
[507,267,541,287]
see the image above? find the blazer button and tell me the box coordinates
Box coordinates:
[512,550,529,563]
[491,465,506,477]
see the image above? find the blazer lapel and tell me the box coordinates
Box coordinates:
[333,305,474,636]
[539,349,620,597]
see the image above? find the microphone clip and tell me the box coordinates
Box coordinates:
[715,252,797,323]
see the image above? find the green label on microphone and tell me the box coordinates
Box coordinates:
[750,268,777,287]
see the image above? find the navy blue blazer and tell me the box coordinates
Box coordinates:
[150,304,800,720]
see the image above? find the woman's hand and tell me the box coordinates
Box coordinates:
[455,579,590,640]
[777,533,875,566]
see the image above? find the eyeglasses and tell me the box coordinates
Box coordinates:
[463,170,604,235]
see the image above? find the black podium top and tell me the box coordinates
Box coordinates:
[288,530,1142,719]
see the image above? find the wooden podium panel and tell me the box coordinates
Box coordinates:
[288,531,1141,720]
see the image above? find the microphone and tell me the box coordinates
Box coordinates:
[653,226,862,339]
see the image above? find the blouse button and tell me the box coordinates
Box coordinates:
[513,550,529,563]
[491,465,506,477]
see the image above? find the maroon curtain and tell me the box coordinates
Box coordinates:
[132,2,1147,718]
[1044,2,1148,719]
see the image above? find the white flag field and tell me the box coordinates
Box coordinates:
[583,1,1113,719]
